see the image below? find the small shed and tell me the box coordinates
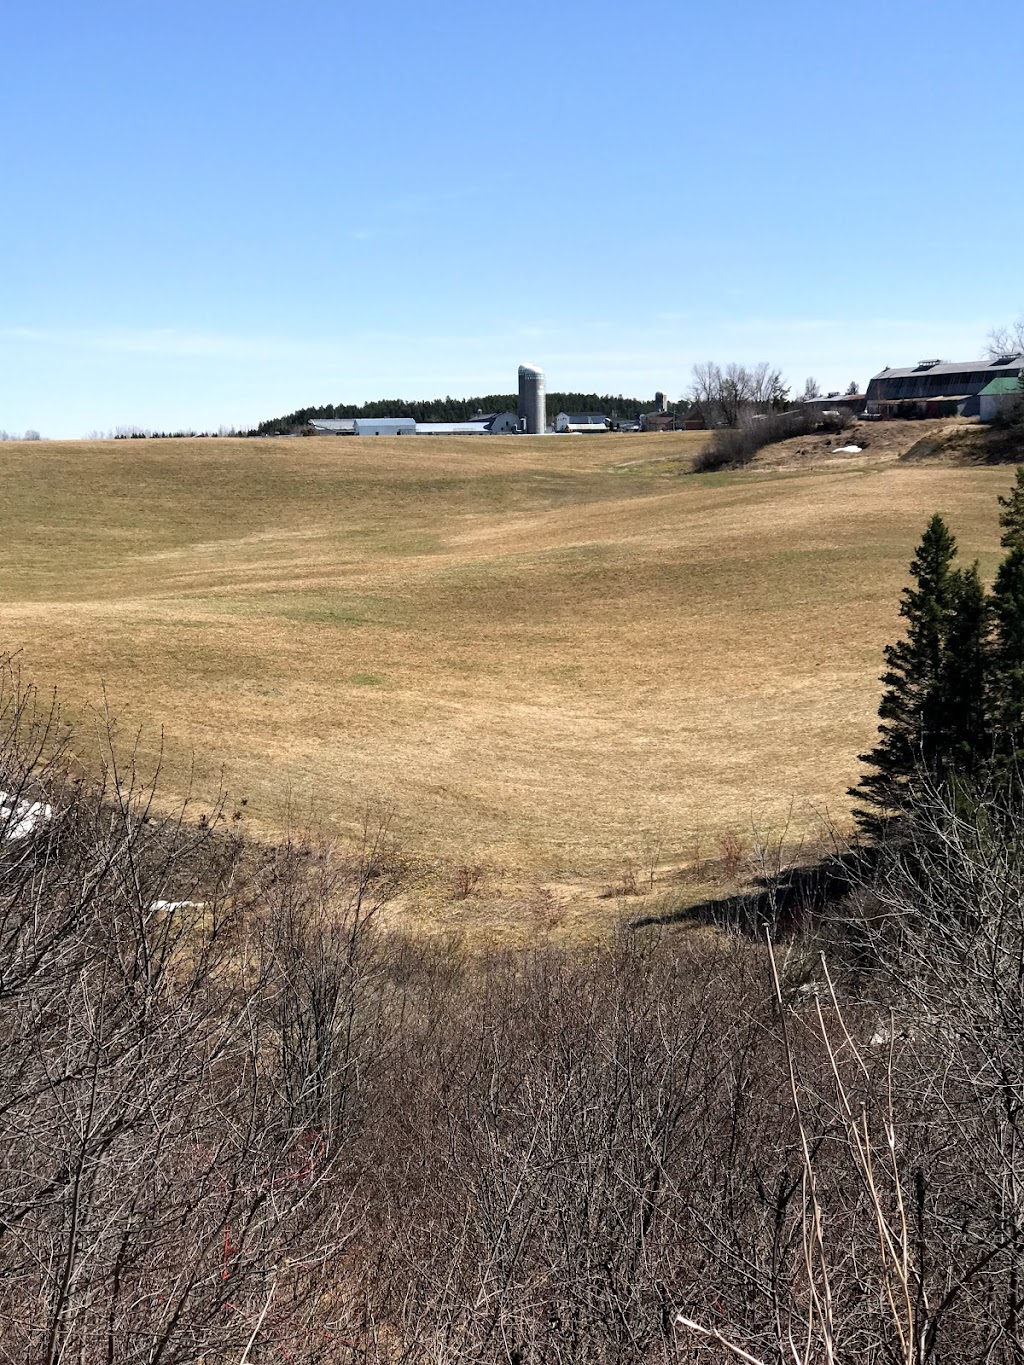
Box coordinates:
[979,377,1023,423]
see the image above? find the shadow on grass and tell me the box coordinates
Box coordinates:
[629,849,863,938]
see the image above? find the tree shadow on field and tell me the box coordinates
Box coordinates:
[628,849,863,938]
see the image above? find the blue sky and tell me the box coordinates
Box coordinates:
[3,0,1023,436]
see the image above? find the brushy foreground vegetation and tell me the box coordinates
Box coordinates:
[5,653,1024,1363]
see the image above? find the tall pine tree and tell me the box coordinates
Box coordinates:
[852,515,961,832]
[989,546,1024,772]
[940,562,990,778]
[998,466,1024,551]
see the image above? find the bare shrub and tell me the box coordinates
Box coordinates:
[601,856,640,897]
[528,884,565,930]
[0,661,400,1361]
[716,828,746,881]
[693,407,845,473]
[451,860,485,900]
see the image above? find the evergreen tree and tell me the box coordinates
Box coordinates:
[852,515,960,832]
[998,466,1024,551]
[940,562,990,777]
[989,546,1024,772]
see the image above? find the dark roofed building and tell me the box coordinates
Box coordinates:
[640,410,699,431]
[866,355,1024,418]
[803,393,866,415]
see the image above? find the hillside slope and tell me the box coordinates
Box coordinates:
[0,429,1013,936]
[753,416,991,471]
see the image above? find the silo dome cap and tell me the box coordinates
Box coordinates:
[518,364,544,376]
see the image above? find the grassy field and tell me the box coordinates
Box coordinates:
[0,429,1013,900]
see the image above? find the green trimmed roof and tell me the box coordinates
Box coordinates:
[980,376,1023,395]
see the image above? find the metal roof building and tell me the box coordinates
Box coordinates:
[306,417,416,435]
[307,412,520,437]
[415,413,520,435]
[865,355,1024,417]
[555,412,610,433]
[308,418,357,435]
[353,417,416,436]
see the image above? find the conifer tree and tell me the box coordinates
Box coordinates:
[989,546,1024,771]
[998,466,1024,551]
[852,514,960,832]
[940,562,990,777]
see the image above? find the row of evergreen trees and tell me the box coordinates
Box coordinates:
[853,468,1024,832]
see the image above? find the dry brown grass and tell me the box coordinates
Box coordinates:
[0,429,1013,919]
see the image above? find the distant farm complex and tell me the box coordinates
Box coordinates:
[303,365,684,436]
[283,351,1024,441]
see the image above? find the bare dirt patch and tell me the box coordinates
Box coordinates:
[752,417,988,472]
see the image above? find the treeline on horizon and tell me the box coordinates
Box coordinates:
[253,392,662,434]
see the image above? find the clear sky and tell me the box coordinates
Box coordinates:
[3,0,1023,437]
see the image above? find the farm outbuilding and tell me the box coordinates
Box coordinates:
[416,413,520,435]
[477,412,520,434]
[415,421,491,436]
[641,410,695,431]
[555,413,610,433]
[308,418,357,435]
[865,356,1024,418]
[353,418,416,436]
[307,413,519,437]
[803,393,866,416]
[979,376,1024,423]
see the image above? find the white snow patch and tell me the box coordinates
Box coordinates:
[0,792,53,840]
[832,444,863,454]
[150,900,205,913]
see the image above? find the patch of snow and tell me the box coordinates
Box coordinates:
[0,791,53,840]
[832,444,863,454]
[150,900,205,913]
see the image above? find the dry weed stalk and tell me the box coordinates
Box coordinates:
[676,936,918,1365]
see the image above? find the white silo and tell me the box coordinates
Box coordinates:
[518,364,546,435]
